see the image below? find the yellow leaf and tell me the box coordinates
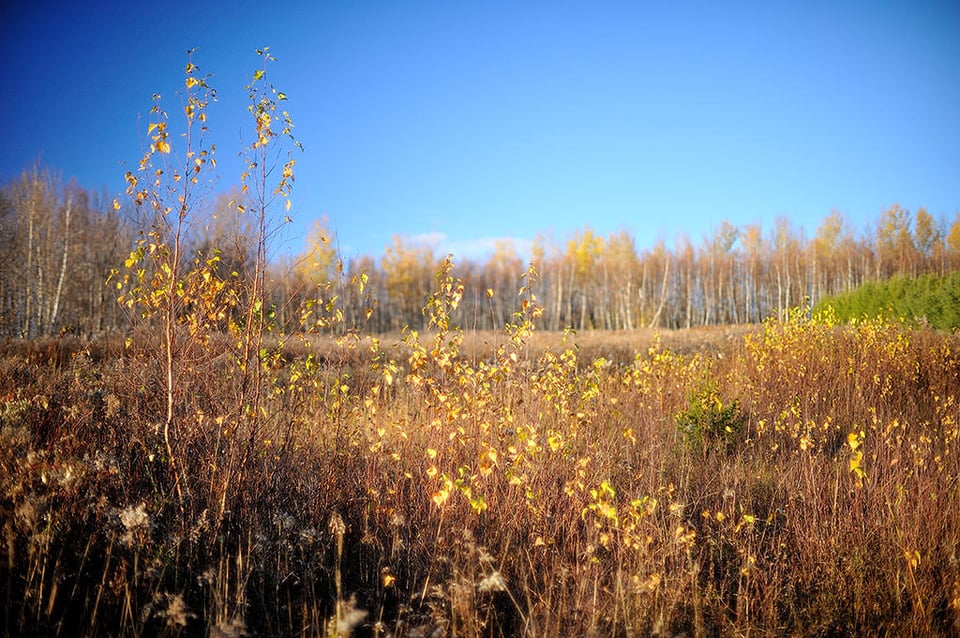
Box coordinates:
[634,572,661,593]
[849,450,863,473]
[598,502,618,521]
[548,433,562,452]
[185,76,199,89]
[847,431,862,450]
[432,487,450,507]
[470,495,487,514]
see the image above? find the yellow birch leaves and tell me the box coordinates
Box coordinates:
[848,430,866,487]
[148,122,171,154]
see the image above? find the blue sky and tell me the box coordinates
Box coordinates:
[2,1,958,261]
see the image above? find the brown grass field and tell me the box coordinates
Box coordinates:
[2,310,959,636]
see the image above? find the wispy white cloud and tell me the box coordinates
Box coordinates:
[408,231,448,246]
[436,236,534,262]
[395,231,534,262]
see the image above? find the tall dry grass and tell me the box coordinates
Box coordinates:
[2,279,960,636]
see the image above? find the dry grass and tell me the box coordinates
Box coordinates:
[2,303,960,636]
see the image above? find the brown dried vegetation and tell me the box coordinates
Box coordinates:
[3,50,960,637]
[2,278,960,636]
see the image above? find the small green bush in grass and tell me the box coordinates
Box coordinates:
[675,378,745,455]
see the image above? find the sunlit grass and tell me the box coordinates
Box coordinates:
[2,269,960,636]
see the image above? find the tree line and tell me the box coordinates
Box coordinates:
[3,163,960,338]
[0,166,129,338]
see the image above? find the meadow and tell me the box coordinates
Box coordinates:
[5,46,960,637]
[2,265,959,637]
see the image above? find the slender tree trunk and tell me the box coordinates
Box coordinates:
[25,197,34,338]
[48,195,72,334]
[553,269,563,331]
[648,255,670,329]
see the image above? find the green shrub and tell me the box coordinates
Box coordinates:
[675,378,745,455]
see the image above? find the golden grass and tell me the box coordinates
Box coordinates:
[2,307,959,636]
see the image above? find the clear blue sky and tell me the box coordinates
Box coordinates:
[2,1,958,261]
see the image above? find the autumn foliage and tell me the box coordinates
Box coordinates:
[5,181,960,338]
[2,50,960,637]
[3,277,960,635]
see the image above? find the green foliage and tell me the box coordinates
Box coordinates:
[675,378,745,454]
[815,271,960,330]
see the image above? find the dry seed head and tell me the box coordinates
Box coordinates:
[189,508,209,544]
[119,502,150,546]
[328,512,346,537]
[477,570,507,593]
[334,594,367,636]
[477,547,495,565]
[156,593,193,628]
[210,616,248,638]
